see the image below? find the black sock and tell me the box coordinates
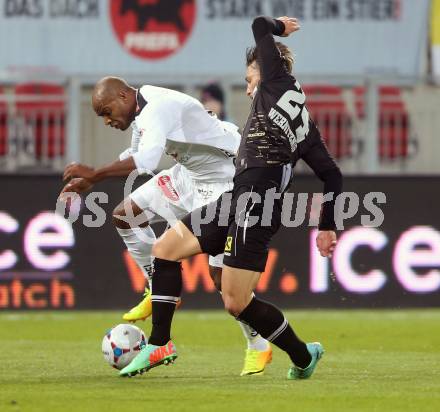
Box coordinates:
[237,297,311,368]
[149,258,182,346]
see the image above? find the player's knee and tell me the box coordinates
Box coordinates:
[112,199,148,229]
[213,277,222,292]
[152,241,174,261]
[222,295,245,317]
[112,203,128,228]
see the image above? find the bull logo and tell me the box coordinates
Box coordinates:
[120,0,192,32]
[110,0,196,60]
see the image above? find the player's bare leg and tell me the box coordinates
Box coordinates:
[152,221,203,260]
[220,265,259,316]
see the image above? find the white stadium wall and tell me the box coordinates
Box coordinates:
[0,0,431,79]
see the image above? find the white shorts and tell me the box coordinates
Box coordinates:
[130,164,233,268]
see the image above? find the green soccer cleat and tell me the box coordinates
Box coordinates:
[119,340,177,377]
[287,342,324,380]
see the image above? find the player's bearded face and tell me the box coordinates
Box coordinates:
[245,62,261,99]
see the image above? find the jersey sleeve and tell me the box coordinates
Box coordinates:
[220,120,241,156]
[252,16,287,82]
[301,134,343,230]
[119,148,133,161]
[131,99,181,174]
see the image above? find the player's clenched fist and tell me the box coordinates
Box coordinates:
[63,162,96,183]
[316,230,337,258]
[58,177,93,201]
[276,16,301,37]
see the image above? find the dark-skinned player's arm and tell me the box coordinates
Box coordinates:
[60,143,166,202]
[59,156,141,201]
[59,144,164,199]
[63,157,137,184]
[251,16,300,81]
[59,149,157,200]
[62,99,174,193]
[59,152,139,200]
[62,140,164,187]
[301,137,343,258]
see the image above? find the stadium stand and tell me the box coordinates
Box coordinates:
[0,86,7,157]
[354,86,413,160]
[15,83,66,161]
[302,85,353,160]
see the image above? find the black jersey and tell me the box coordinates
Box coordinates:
[236,16,342,230]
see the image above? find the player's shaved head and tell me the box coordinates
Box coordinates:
[92,77,132,111]
[92,76,137,131]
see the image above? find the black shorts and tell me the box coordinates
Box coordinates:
[182,165,292,272]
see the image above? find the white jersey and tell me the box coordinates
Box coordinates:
[120,85,240,183]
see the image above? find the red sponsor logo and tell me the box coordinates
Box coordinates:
[109,0,196,60]
[158,175,180,201]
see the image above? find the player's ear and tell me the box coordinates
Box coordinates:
[118,90,128,101]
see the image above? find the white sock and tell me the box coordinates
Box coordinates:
[238,321,270,351]
[117,226,156,284]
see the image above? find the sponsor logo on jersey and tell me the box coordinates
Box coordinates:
[197,187,214,199]
[158,175,180,201]
[224,236,233,253]
[248,131,266,138]
[110,0,196,60]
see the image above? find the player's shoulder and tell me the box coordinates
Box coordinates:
[260,74,299,100]
[135,85,187,122]
[262,71,297,87]
[138,85,204,124]
[139,84,195,106]
[221,120,240,136]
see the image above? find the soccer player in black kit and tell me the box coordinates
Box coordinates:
[120,16,343,380]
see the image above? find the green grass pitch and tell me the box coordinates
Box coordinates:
[1,310,439,412]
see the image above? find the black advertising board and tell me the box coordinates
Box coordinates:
[1,175,439,310]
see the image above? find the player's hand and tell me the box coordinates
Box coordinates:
[63,162,95,183]
[276,17,301,37]
[316,230,337,258]
[58,178,93,201]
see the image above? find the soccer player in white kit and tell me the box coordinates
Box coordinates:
[60,77,272,376]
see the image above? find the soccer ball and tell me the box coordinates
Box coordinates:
[102,324,147,370]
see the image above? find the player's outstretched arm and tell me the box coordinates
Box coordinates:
[252,16,286,43]
[252,15,300,43]
[301,139,343,257]
[276,16,301,37]
[251,16,300,81]
[63,157,137,184]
